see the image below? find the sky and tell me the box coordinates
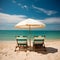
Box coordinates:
[0,0,60,30]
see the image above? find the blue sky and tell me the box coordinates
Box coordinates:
[0,0,60,30]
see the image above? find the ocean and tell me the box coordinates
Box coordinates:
[0,30,60,41]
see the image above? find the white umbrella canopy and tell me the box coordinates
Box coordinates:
[15,19,45,29]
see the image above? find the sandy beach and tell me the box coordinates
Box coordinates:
[0,40,60,60]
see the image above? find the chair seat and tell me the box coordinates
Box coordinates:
[33,39,44,44]
[34,42,44,44]
[17,39,27,45]
[18,43,27,45]
[18,41,27,43]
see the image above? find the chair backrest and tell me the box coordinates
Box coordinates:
[16,36,27,44]
[33,39,44,44]
[33,36,45,44]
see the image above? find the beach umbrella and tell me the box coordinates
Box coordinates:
[15,19,45,47]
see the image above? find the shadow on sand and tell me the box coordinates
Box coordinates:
[33,47,58,54]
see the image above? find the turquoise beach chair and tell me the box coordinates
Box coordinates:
[15,36,28,52]
[33,36,46,51]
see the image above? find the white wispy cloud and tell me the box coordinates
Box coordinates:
[0,13,60,24]
[42,18,60,24]
[0,13,60,30]
[12,0,16,3]
[32,5,57,16]
[12,0,28,9]
[0,8,3,11]
[44,18,60,24]
[17,3,28,9]
[0,13,27,24]
[18,3,21,6]
[21,5,28,9]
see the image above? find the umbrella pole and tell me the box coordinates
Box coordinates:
[29,25,31,49]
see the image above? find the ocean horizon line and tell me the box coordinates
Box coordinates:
[0,30,60,31]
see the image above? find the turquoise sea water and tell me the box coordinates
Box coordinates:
[0,30,60,41]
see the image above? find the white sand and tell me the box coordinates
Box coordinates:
[0,40,60,60]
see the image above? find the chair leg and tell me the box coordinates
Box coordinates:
[33,44,35,51]
[19,45,21,51]
[43,43,45,48]
[43,44,47,51]
[15,46,18,52]
[25,44,27,52]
